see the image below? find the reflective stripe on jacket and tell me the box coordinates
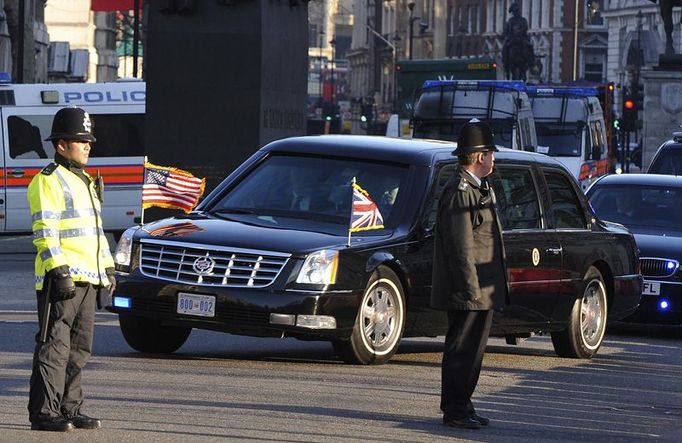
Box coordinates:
[28,164,114,290]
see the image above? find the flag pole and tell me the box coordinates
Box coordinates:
[140,156,147,226]
[347,176,356,247]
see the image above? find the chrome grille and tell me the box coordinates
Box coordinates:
[139,240,290,288]
[640,257,679,278]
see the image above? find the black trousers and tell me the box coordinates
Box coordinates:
[440,309,493,420]
[28,283,96,422]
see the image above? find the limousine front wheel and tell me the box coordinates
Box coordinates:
[119,315,192,354]
[333,266,406,365]
[551,266,608,358]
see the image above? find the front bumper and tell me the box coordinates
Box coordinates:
[625,280,682,325]
[106,273,361,340]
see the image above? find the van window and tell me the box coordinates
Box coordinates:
[492,166,541,230]
[588,120,605,160]
[543,171,586,229]
[7,113,145,159]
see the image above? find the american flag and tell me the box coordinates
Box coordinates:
[142,163,205,213]
[349,182,384,232]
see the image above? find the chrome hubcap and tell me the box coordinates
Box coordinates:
[581,278,605,348]
[362,285,398,348]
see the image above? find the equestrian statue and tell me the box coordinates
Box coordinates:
[500,3,537,81]
[649,0,681,55]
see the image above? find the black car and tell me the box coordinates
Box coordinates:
[647,130,682,174]
[110,136,641,364]
[586,173,682,325]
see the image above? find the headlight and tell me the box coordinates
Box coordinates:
[296,250,339,284]
[114,226,140,267]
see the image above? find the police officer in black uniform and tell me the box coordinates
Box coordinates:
[27,107,115,432]
[431,119,507,430]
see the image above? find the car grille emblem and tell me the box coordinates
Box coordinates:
[192,256,216,275]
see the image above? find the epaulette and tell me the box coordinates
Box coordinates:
[457,178,468,191]
[40,163,58,176]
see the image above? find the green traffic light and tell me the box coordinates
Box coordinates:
[360,115,368,122]
[325,116,332,121]
[613,119,620,129]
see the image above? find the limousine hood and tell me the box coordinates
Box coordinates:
[631,230,682,260]
[136,215,394,254]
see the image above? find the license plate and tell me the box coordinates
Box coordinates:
[177,293,216,317]
[642,281,661,296]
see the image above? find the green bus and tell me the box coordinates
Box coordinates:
[395,57,499,119]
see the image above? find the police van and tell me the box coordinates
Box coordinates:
[411,80,537,152]
[527,86,608,190]
[0,76,145,236]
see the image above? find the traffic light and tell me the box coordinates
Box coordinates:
[621,93,636,132]
[632,83,644,111]
[360,103,373,125]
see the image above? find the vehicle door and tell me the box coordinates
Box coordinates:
[0,110,5,231]
[1,107,54,232]
[539,168,593,322]
[410,160,456,334]
[2,106,145,232]
[489,164,563,327]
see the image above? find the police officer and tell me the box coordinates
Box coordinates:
[27,107,115,432]
[431,119,507,430]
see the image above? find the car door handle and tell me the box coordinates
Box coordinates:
[10,169,25,178]
[546,247,562,255]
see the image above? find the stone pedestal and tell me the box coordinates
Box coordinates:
[641,67,682,170]
[144,0,308,193]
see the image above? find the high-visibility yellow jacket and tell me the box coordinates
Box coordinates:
[28,162,114,290]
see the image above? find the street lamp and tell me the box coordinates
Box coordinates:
[318,30,325,99]
[408,2,420,60]
[366,25,397,109]
[330,38,336,110]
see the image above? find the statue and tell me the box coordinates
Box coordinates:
[500,3,536,81]
[649,0,681,55]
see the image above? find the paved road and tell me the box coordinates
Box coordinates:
[1,235,681,442]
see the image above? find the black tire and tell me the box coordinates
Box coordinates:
[551,266,608,358]
[119,315,191,354]
[333,266,406,365]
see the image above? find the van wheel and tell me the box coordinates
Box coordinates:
[551,266,607,358]
[119,315,191,353]
[333,266,405,365]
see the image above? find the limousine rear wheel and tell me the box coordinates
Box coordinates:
[551,266,607,358]
[333,266,406,365]
[119,314,191,354]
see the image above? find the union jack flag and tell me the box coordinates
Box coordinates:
[142,163,205,213]
[349,182,384,232]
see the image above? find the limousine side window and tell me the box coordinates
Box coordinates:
[492,167,541,230]
[543,171,586,229]
[424,163,456,230]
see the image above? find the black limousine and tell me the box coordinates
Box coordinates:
[110,136,641,364]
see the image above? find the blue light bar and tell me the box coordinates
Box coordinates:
[0,72,12,84]
[113,296,132,309]
[659,299,670,311]
[527,85,598,97]
[422,80,526,92]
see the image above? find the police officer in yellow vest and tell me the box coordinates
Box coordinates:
[27,107,115,432]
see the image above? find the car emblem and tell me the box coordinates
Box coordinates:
[532,248,540,266]
[192,256,215,275]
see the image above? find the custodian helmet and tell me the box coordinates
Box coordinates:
[44,107,96,142]
[508,2,520,13]
[453,120,498,156]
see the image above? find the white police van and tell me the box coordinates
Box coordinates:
[527,86,608,190]
[0,73,145,235]
[411,80,538,152]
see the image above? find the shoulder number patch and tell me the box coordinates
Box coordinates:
[40,163,58,176]
[457,178,468,191]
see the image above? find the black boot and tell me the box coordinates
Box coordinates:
[67,413,102,430]
[31,416,75,432]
